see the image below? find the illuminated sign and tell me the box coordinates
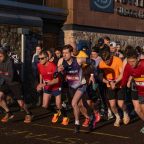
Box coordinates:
[90,0,114,13]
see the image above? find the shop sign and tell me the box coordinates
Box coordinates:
[90,0,114,13]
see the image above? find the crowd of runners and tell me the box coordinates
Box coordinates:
[0,36,144,134]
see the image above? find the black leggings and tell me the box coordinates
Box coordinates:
[0,82,23,100]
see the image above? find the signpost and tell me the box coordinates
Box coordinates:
[17,28,29,82]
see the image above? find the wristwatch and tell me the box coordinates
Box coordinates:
[113,80,117,84]
[45,82,48,85]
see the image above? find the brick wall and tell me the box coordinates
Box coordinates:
[65,0,144,33]
[62,0,144,48]
[64,30,144,49]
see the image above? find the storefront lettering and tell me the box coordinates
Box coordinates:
[115,0,144,8]
[116,6,144,19]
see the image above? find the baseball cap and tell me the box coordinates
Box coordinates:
[98,38,104,46]
[92,44,100,53]
[110,42,116,47]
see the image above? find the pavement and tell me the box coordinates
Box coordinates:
[0,107,144,144]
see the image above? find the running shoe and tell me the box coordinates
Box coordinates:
[74,124,80,133]
[61,117,69,126]
[95,112,101,123]
[24,114,33,123]
[100,109,107,121]
[108,109,114,120]
[114,118,121,127]
[52,111,61,123]
[1,112,14,123]
[89,112,101,130]
[140,126,144,134]
[82,118,90,127]
[123,115,130,125]
[89,114,96,130]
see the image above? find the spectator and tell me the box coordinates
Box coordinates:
[97,38,110,57]
[32,45,42,80]
[103,36,110,46]
[54,48,62,65]
[110,42,124,60]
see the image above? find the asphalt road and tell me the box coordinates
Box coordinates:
[0,107,144,144]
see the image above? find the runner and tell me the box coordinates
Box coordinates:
[99,48,130,127]
[81,64,101,129]
[57,44,95,133]
[37,51,69,125]
[0,47,33,123]
[123,49,144,134]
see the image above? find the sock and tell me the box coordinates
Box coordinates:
[26,111,32,115]
[123,111,129,118]
[86,116,90,119]
[108,108,113,115]
[114,113,120,119]
[61,107,67,117]
[56,109,61,114]
[6,110,12,114]
[75,120,80,125]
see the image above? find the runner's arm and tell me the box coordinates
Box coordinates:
[45,78,59,86]
[102,78,109,84]
[39,74,43,84]
[127,76,133,88]
[57,58,65,72]
[57,57,63,67]
[113,66,123,84]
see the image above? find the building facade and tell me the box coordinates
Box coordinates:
[0,0,144,101]
[1,0,143,53]
[63,0,144,49]
[0,0,68,100]
[0,0,67,55]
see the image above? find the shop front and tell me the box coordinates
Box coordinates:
[63,0,144,49]
[0,0,67,101]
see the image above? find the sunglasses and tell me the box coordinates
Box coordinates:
[38,57,46,60]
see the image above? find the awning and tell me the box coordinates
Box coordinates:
[0,1,68,21]
[0,13,43,27]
